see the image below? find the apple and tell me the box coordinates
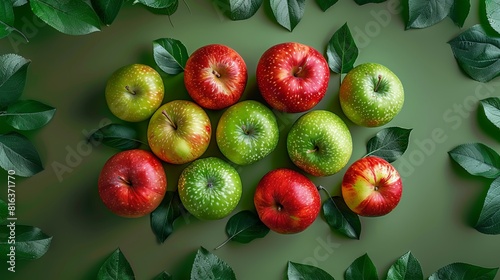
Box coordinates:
[256,42,330,113]
[341,156,403,217]
[184,44,248,110]
[287,110,352,177]
[147,100,211,164]
[216,100,279,165]
[178,157,242,220]
[254,168,321,234]
[339,63,404,127]
[98,149,167,218]
[105,64,164,122]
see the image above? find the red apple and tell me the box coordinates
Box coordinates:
[184,44,248,110]
[98,149,167,218]
[256,42,330,113]
[341,156,402,217]
[254,168,321,234]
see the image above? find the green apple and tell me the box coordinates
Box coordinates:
[178,157,242,220]
[339,63,404,127]
[216,100,279,165]
[105,64,164,122]
[287,110,352,177]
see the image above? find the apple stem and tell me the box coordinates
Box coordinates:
[125,86,137,95]
[294,66,303,77]
[162,110,177,129]
[374,75,383,92]
[212,69,221,78]
[118,176,132,186]
[306,147,318,154]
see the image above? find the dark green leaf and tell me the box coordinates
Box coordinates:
[91,0,124,25]
[365,127,412,163]
[269,0,305,31]
[12,0,28,6]
[0,54,30,109]
[30,0,101,35]
[475,177,500,234]
[315,0,338,11]
[2,100,56,130]
[145,0,178,15]
[406,0,453,29]
[217,0,263,20]
[191,247,236,280]
[150,191,183,243]
[448,24,500,83]
[286,261,335,280]
[0,199,7,224]
[428,262,498,280]
[153,38,189,75]
[322,196,361,239]
[326,22,358,74]
[480,97,500,130]
[97,248,134,280]
[215,210,269,249]
[0,1,15,39]
[353,0,386,5]
[0,132,43,177]
[0,225,52,260]
[88,123,143,151]
[449,0,470,28]
[448,143,500,179]
[345,253,378,280]
[153,271,173,280]
[136,0,176,9]
[486,0,500,35]
[386,251,423,280]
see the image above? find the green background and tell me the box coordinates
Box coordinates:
[1,1,500,279]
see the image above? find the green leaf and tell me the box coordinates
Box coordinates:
[2,100,56,131]
[315,0,338,11]
[365,127,412,163]
[269,0,305,31]
[88,123,143,151]
[0,225,52,260]
[0,199,7,224]
[136,0,176,9]
[448,24,500,83]
[30,0,101,35]
[218,0,263,20]
[0,54,30,109]
[322,196,361,239]
[97,248,134,280]
[345,253,378,280]
[428,262,498,280]
[480,97,500,130]
[191,247,236,280]
[448,143,500,179]
[449,0,470,28]
[153,271,173,280]
[486,0,500,35]
[150,191,183,243]
[406,0,453,29]
[0,132,43,177]
[215,210,269,250]
[353,0,386,5]
[475,177,500,234]
[0,1,15,39]
[326,22,358,74]
[386,251,423,280]
[145,0,178,15]
[91,0,124,25]
[286,261,335,280]
[12,0,28,7]
[153,38,189,75]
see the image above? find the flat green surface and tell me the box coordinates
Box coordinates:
[1,1,500,279]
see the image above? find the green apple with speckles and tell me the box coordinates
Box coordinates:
[105,64,164,122]
[287,110,352,177]
[216,100,279,165]
[339,63,404,127]
[178,157,242,220]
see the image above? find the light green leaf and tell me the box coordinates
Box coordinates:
[2,100,56,130]
[386,251,423,280]
[269,0,305,31]
[486,0,500,35]
[475,177,500,235]
[12,0,28,7]
[0,225,52,260]
[191,247,236,280]
[286,261,335,279]
[218,0,263,20]
[406,0,453,29]
[480,97,500,130]
[448,143,500,179]
[97,248,135,280]
[428,262,498,280]
[0,54,30,109]
[0,132,43,177]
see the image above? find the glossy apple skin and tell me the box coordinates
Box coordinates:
[341,156,403,217]
[178,157,242,220]
[256,42,330,113]
[254,168,321,234]
[340,63,404,127]
[98,149,167,218]
[105,64,164,122]
[184,44,248,110]
[147,100,211,164]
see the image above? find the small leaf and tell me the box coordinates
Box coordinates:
[475,177,500,234]
[326,22,358,74]
[0,132,43,177]
[386,251,423,280]
[322,196,361,239]
[286,261,335,280]
[136,0,176,9]
[218,0,263,20]
[480,97,500,130]
[345,253,378,280]
[365,127,412,163]
[449,0,470,28]
[0,54,30,109]
[448,143,500,179]
[0,225,52,260]
[2,100,56,130]
[269,0,305,32]
[315,0,338,11]
[406,0,453,29]
[486,0,500,35]
[0,199,8,224]
[153,271,173,280]
[353,0,386,5]
[428,262,498,280]
[97,248,135,280]
[153,38,189,75]
[191,247,236,280]
[91,0,124,25]
[0,1,15,39]
[215,210,269,250]
[150,191,183,243]
[89,123,143,151]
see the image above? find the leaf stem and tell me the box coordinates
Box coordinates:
[317,185,333,199]
[214,236,233,250]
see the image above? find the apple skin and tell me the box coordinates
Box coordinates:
[341,156,403,217]
[98,149,167,218]
[184,44,248,110]
[339,63,404,127]
[287,110,352,177]
[178,157,242,220]
[147,100,211,165]
[254,168,321,234]
[105,64,164,122]
[256,42,330,113]
[216,100,279,165]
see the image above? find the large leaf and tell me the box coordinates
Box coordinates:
[218,0,263,20]
[269,0,305,31]
[449,0,470,28]
[153,38,189,75]
[150,191,183,243]
[136,0,176,9]
[406,0,453,29]
[2,100,56,131]
[215,210,269,249]
[0,225,52,260]
[88,123,143,151]
[97,248,135,280]
[448,24,500,83]
[30,0,101,36]
[428,263,498,280]
[0,1,14,39]
[475,177,500,234]
[326,22,358,74]
[286,261,335,280]
[0,54,30,109]
[365,127,412,163]
[480,97,500,130]
[386,251,423,280]
[448,143,500,179]
[345,253,378,280]
[91,0,124,26]
[486,0,500,35]
[322,196,361,239]
[190,247,236,280]
[0,132,43,177]
[315,0,338,11]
